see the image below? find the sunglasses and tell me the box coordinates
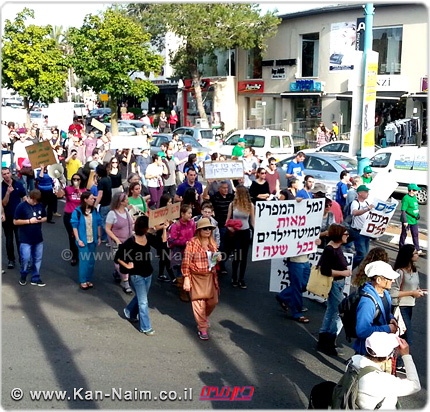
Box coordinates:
[111,161,118,164]
[259,172,267,175]
[201,227,213,231]
[72,178,81,181]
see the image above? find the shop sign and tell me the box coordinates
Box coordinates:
[238,81,264,94]
[290,80,322,92]
[355,18,365,51]
[376,75,408,91]
[421,77,428,92]
[183,78,211,91]
[271,67,286,80]
[329,22,356,71]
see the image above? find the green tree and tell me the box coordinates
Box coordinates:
[67,8,163,135]
[1,8,68,127]
[128,3,280,121]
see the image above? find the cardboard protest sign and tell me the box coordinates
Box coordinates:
[86,170,96,190]
[148,202,181,227]
[110,135,147,150]
[203,160,244,180]
[360,197,398,238]
[26,141,57,168]
[270,249,353,303]
[366,171,398,203]
[91,118,107,133]
[252,199,324,261]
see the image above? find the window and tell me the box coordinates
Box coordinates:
[282,135,292,148]
[243,134,265,148]
[373,26,402,75]
[370,152,391,168]
[301,33,319,77]
[270,136,280,148]
[225,134,240,146]
[200,130,213,140]
[246,47,262,79]
[307,157,336,172]
[335,158,357,171]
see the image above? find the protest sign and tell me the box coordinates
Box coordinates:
[270,249,353,303]
[252,199,324,261]
[366,171,398,203]
[148,202,181,227]
[86,170,96,190]
[203,160,244,180]
[110,135,147,150]
[360,197,398,238]
[91,118,107,133]
[26,141,57,168]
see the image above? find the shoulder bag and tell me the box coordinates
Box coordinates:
[306,265,333,299]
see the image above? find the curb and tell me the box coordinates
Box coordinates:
[377,232,428,251]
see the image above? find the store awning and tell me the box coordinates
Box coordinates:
[409,92,428,102]
[335,90,408,102]
[280,92,324,98]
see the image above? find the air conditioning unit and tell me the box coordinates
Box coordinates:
[195,118,209,128]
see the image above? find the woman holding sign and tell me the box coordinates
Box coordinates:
[316,224,352,356]
[182,218,221,340]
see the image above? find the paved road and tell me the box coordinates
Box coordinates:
[390,192,428,232]
[2,203,427,409]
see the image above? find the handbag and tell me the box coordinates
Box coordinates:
[20,166,34,177]
[306,265,333,299]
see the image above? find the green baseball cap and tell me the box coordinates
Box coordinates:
[357,184,370,192]
[157,151,166,159]
[363,166,372,173]
[238,138,247,143]
[408,183,420,191]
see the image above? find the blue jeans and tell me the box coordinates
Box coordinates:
[126,275,152,332]
[21,175,35,193]
[77,242,96,284]
[352,230,370,269]
[20,242,44,282]
[319,279,345,336]
[99,205,110,242]
[277,261,311,319]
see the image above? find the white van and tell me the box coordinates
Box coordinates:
[369,146,428,204]
[217,129,295,161]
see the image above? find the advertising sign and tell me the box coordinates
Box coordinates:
[329,22,357,71]
[238,81,264,94]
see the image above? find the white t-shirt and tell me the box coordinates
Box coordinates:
[106,210,128,225]
[13,140,32,159]
[145,163,163,188]
[351,199,370,229]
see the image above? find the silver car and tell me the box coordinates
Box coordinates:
[150,134,211,161]
[277,153,358,190]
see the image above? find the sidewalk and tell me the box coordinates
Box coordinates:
[381,224,428,250]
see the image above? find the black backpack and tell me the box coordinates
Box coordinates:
[338,288,380,342]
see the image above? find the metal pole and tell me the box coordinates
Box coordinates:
[357,3,375,174]
[228,49,231,76]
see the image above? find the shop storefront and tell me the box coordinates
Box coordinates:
[237,80,265,128]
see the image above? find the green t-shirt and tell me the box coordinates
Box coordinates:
[362,175,372,184]
[128,196,148,213]
[401,194,419,225]
[232,145,244,157]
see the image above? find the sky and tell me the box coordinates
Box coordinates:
[1,1,334,30]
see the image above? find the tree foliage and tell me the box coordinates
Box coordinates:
[1,8,68,125]
[128,3,281,120]
[67,8,163,134]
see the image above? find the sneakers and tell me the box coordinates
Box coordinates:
[31,279,46,287]
[198,330,209,340]
[141,328,156,336]
[231,280,239,287]
[157,274,170,282]
[53,212,61,217]
[8,261,15,269]
[238,280,247,289]
[121,280,133,294]
[123,308,138,323]
[19,277,27,286]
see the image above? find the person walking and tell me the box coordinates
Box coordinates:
[168,204,196,301]
[13,189,47,286]
[226,185,255,289]
[145,154,167,209]
[71,192,103,290]
[316,224,352,356]
[182,218,221,340]
[318,197,335,248]
[35,164,56,223]
[94,165,112,242]
[285,152,306,186]
[107,157,123,196]
[350,184,374,268]
[399,183,422,254]
[115,216,156,336]
[2,167,26,269]
[105,192,135,293]
[249,167,271,203]
[265,157,280,196]
[362,165,373,185]
[353,247,389,288]
[296,175,314,199]
[316,121,329,148]
[158,111,169,132]
[63,174,86,266]
[127,182,148,219]
[335,170,350,215]
[168,109,178,131]
[162,149,177,199]
[232,137,246,158]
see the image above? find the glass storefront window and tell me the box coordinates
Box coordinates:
[184,90,213,126]
[246,47,262,79]
[373,26,403,75]
[198,50,236,77]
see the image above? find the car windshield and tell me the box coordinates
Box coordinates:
[335,157,357,170]
[370,152,391,168]
[200,130,213,139]
[183,136,202,147]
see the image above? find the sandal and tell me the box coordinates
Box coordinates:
[295,316,310,323]
[86,282,94,288]
[80,283,89,290]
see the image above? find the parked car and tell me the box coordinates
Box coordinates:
[74,102,89,118]
[87,107,111,123]
[277,153,358,191]
[150,134,211,162]
[30,111,44,127]
[92,123,137,138]
[217,129,295,161]
[118,120,157,135]
[369,145,428,204]
[302,140,381,157]
[173,127,216,148]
